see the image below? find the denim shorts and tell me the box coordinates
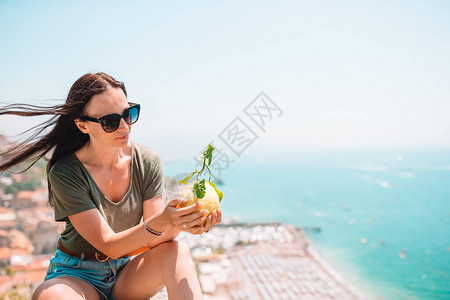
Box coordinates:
[45,248,130,300]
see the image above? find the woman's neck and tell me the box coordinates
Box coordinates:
[77,140,131,170]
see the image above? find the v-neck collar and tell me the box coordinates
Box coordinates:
[72,143,135,206]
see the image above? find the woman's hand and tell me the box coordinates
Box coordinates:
[201,209,222,233]
[152,198,222,235]
[181,209,222,235]
[182,208,222,235]
[154,198,207,232]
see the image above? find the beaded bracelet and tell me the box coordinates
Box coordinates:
[144,219,164,236]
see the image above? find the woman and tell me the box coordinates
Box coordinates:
[0,72,221,300]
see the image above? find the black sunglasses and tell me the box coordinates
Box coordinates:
[80,103,141,133]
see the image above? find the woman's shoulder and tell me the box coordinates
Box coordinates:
[48,152,83,177]
[131,142,163,177]
[132,142,160,161]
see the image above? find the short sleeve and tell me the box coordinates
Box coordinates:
[49,169,96,222]
[143,152,164,200]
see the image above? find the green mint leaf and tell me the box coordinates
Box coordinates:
[178,171,197,185]
[202,144,215,167]
[208,181,223,202]
[193,179,206,198]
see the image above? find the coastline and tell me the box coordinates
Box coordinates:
[305,240,389,300]
[306,244,366,300]
[176,221,365,299]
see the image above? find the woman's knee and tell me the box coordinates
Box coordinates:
[34,284,68,300]
[32,277,100,300]
[151,240,193,268]
[158,240,191,258]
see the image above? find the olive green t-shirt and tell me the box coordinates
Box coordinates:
[48,142,164,253]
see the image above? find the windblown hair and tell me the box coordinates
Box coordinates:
[0,72,127,207]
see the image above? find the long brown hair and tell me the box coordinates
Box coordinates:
[0,72,127,207]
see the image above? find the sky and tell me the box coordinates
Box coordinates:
[0,0,449,160]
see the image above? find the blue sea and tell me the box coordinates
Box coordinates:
[163,148,450,300]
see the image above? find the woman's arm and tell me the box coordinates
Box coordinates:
[143,195,210,248]
[143,195,180,248]
[68,196,204,259]
[144,195,223,249]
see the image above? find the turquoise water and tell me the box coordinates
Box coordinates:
[163,148,450,299]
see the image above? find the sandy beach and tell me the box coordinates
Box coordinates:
[174,222,364,300]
